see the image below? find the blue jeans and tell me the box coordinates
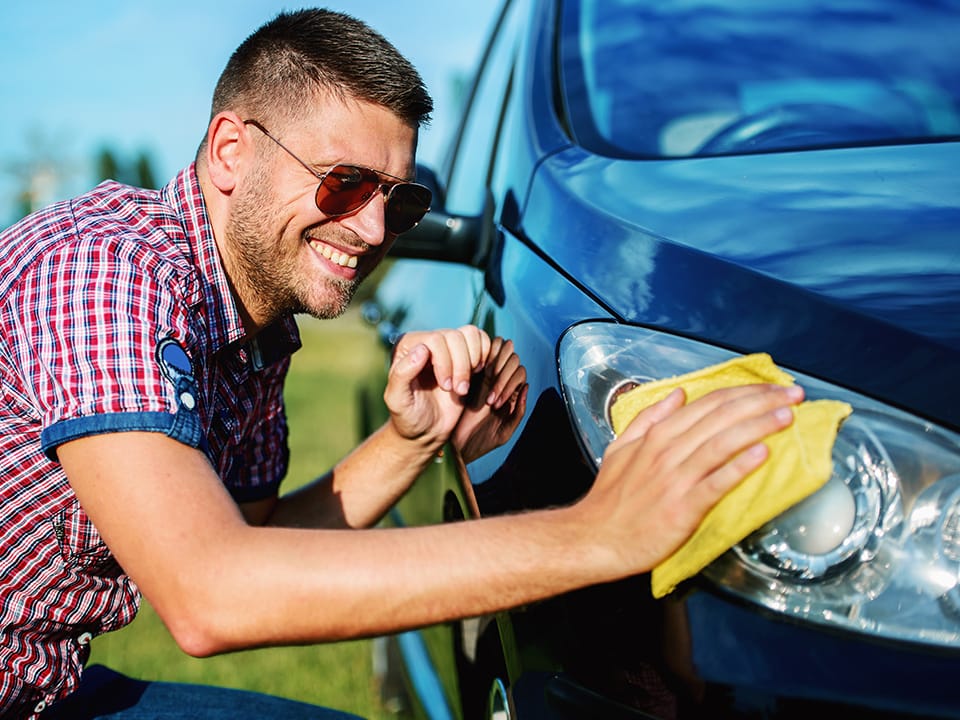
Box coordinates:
[44,665,363,719]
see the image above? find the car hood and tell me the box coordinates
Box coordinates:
[523,141,960,428]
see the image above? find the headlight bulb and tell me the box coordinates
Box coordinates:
[736,417,895,582]
[775,474,857,556]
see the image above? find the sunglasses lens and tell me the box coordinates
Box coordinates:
[315,165,380,215]
[385,184,432,234]
[315,165,431,234]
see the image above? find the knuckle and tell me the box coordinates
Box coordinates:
[642,419,672,446]
[702,431,734,459]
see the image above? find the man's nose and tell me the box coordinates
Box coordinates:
[338,190,389,245]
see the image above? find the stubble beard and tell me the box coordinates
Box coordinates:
[225,180,361,324]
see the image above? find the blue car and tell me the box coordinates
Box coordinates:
[361,0,960,717]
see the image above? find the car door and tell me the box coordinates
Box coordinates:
[360,2,527,718]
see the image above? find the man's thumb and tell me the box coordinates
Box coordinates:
[391,342,431,383]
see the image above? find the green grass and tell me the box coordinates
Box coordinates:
[88,310,402,719]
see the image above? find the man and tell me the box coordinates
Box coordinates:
[0,8,802,718]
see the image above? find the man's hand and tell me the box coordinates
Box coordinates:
[452,336,528,464]
[384,325,492,449]
[263,325,511,532]
[578,382,805,577]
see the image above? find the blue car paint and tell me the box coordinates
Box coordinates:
[687,592,960,718]
[397,631,455,720]
[521,141,960,430]
[373,0,960,716]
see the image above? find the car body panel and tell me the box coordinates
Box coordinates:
[684,592,960,718]
[522,142,960,429]
[362,0,960,717]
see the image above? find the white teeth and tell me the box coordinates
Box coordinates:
[313,241,359,268]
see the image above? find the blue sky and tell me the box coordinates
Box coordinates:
[0,2,499,225]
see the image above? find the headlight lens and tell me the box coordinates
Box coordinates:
[558,321,960,648]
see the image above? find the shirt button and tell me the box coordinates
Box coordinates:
[78,631,93,646]
[34,700,47,713]
[179,391,197,410]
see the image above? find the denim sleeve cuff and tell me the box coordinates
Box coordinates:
[41,408,204,462]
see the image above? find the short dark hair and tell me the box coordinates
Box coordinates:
[210,8,433,130]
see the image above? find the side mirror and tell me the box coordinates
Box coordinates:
[389,164,493,267]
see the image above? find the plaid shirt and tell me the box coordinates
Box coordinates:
[0,166,300,718]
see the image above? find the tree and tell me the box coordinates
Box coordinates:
[95,147,122,184]
[3,140,160,228]
[93,146,158,189]
[134,151,157,190]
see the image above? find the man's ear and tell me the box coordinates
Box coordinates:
[204,112,248,194]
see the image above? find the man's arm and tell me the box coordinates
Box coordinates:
[243,325,502,529]
[241,418,439,529]
[57,380,801,658]
[246,331,530,530]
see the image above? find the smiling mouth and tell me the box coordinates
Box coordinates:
[309,239,359,269]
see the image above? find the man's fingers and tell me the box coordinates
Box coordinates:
[447,326,490,395]
[613,387,687,446]
[638,384,802,463]
[399,326,490,396]
[510,383,529,423]
[650,386,799,510]
[693,400,794,478]
[682,441,771,520]
[385,344,433,423]
[708,441,770,493]
[389,342,430,383]
[467,326,493,369]
[489,338,513,374]
[419,333,455,392]
[605,383,802,516]
[487,353,525,408]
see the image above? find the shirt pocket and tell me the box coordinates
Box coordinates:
[51,505,121,577]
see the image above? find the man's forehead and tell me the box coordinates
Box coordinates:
[292,95,418,176]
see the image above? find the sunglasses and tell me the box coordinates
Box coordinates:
[243,120,432,235]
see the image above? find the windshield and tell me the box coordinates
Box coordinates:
[561,0,960,158]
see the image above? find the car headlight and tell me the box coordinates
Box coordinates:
[558,321,960,648]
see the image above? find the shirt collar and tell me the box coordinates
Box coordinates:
[162,164,246,353]
[162,164,302,365]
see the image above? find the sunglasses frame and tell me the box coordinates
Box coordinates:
[243,119,431,234]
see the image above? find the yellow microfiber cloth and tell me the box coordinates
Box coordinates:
[609,353,852,598]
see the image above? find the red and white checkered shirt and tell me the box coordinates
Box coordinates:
[0,165,300,718]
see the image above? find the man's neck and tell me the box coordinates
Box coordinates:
[196,163,269,338]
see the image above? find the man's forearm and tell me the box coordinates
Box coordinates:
[58,382,802,660]
[264,419,442,529]
[182,502,610,655]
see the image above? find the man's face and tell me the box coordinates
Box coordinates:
[225,96,418,325]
